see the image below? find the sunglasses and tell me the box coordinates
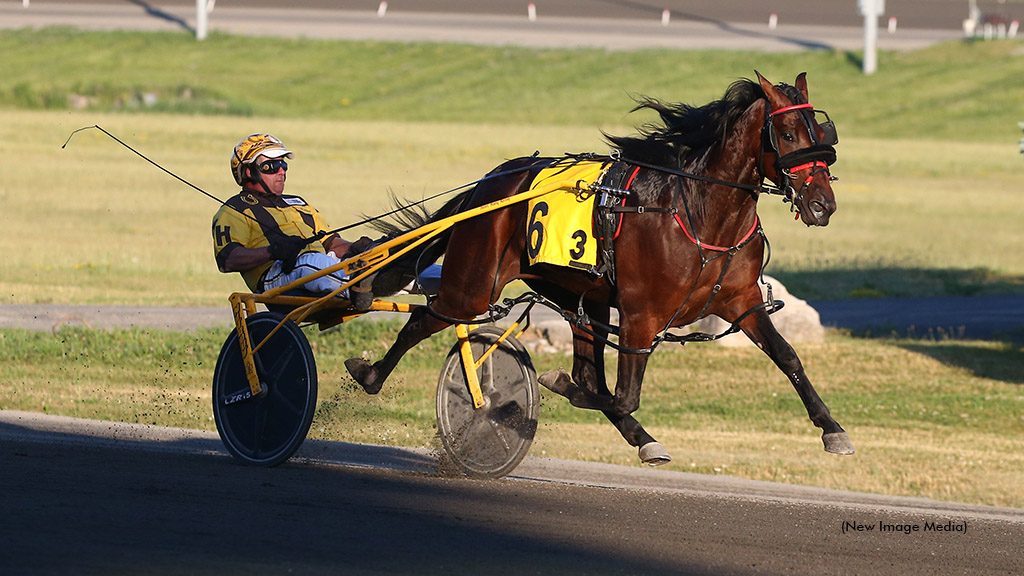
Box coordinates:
[256,159,288,174]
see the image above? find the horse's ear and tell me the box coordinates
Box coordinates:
[755,71,785,109]
[795,72,809,101]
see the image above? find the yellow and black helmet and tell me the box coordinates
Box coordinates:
[230,133,294,185]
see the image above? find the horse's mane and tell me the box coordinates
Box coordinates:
[604,78,767,167]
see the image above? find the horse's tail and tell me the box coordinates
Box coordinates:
[366,189,473,296]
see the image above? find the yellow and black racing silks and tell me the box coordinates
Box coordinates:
[212,190,338,292]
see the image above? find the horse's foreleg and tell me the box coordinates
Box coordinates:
[562,314,669,465]
[740,309,855,455]
[345,306,447,394]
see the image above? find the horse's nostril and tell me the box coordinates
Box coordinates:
[810,201,826,217]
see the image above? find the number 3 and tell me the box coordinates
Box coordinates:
[570,230,587,260]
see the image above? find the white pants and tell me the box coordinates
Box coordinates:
[259,252,350,296]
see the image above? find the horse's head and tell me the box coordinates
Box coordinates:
[756,72,838,227]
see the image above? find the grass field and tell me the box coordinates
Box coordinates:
[2,109,1021,305]
[2,28,1023,142]
[1,29,1022,507]
[2,30,1022,304]
[2,323,1021,507]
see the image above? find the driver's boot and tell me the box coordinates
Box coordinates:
[350,272,376,312]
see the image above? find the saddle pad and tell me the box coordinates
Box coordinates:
[526,160,607,270]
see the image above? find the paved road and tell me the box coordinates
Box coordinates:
[2,410,1022,575]
[4,295,1022,343]
[810,294,1024,342]
[2,0,984,51]
[24,0,1024,30]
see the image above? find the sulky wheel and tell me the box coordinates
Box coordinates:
[436,325,540,478]
[212,312,317,467]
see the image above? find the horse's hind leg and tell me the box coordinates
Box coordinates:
[739,308,855,455]
[345,306,447,394]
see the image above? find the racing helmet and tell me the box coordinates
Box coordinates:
[230,133,294,185]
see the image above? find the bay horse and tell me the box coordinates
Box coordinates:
[346,72,855,465]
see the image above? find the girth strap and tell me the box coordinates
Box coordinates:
[593,164,641,285]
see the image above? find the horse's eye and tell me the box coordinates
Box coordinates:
[781,132,796,142]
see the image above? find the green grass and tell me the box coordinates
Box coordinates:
[2,323,1021,507]
[1,29,1023,142]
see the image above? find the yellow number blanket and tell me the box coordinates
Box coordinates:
[526,159,611,270]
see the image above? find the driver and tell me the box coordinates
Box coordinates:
[211,133,375,308]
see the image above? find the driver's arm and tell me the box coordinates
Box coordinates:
[326,236,353,257]
[220,245,272,273]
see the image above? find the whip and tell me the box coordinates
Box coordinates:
[61,125,504,239]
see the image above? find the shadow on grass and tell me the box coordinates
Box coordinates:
[897,341,1024,385]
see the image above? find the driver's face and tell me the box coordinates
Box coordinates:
[255,155,287,196]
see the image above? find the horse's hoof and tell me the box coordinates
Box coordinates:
[822,432,855,455]
[639,442,672,466]
[538,368,574,395]
[344,357,382,395]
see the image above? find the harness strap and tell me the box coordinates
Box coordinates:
[591,164,641,285]
[672,214,761,253]
[610,166,642,240]
[609,205,675,215]
[666,298,785,344]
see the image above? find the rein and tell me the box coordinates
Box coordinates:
[614,155,782,196]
